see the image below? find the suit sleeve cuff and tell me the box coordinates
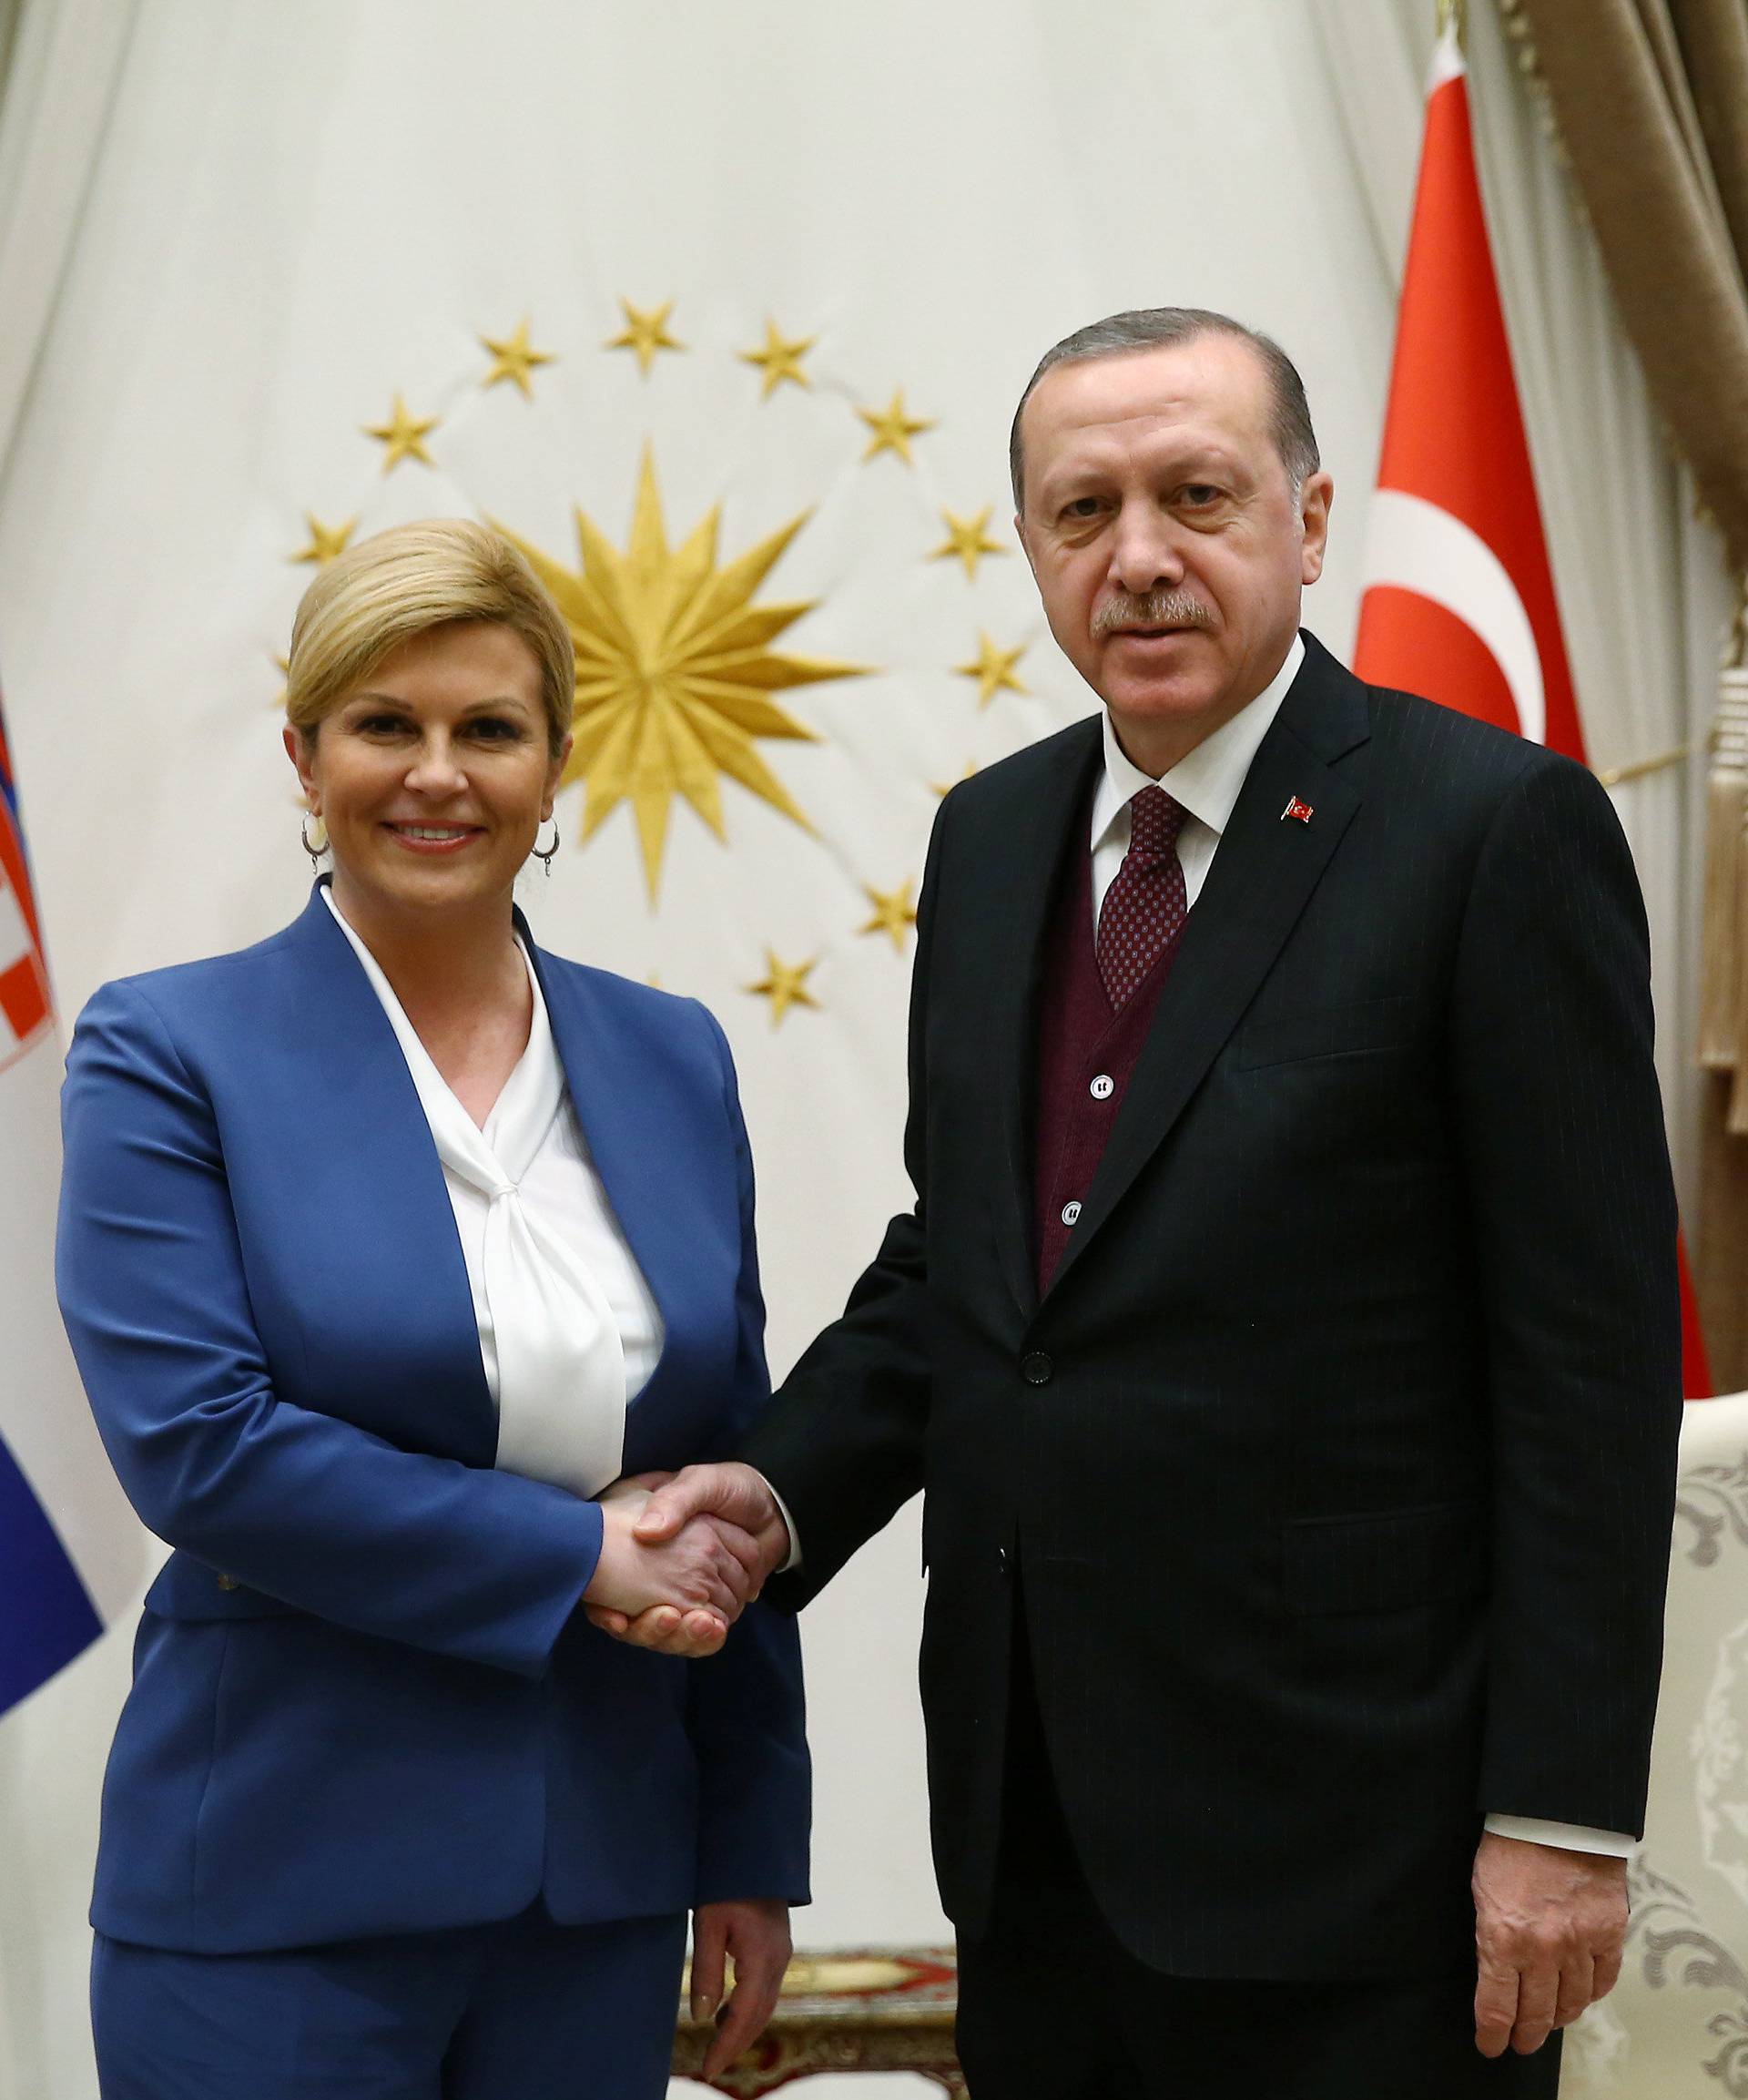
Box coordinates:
[751,1471,801,1572]
[1483,1813,1635,1858]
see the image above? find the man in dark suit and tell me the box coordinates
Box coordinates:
[598,309,1682,2095]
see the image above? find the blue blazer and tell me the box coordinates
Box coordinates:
[56,885,808,1954]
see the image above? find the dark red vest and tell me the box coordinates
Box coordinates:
[1032,846,1178,1296]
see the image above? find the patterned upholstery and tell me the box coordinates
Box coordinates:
[1566,1393,1748,2095]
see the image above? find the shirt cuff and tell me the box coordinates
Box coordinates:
[1482,1813,1635,1859]
[750,1470,801,1572]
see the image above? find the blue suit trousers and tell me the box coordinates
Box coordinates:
[91,1902,688,2100]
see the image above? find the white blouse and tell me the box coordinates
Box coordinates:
[321,888,664,1496]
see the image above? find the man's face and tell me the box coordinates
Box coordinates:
[1015,335,1332,770]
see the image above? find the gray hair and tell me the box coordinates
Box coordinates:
[1009,307,1320,513]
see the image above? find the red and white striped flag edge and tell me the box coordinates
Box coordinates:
[0,697,143,1714]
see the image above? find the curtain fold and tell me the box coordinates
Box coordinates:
[0,2,26,111]
[1506,0,1748,1378]
[0,0,139,483]
[1506,0,1748,565]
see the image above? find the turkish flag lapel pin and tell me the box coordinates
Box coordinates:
[1281,796,1314,824]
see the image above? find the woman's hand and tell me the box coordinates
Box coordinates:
[586,1463,794,1657]
[691,1899,792,2081]
[583,1483,765,1638]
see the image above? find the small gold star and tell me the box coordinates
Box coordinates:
[930,760,979,798]
[606,298,684,376]
[859,882,919,954]
[957,633,1028,708]
[363,393,439,473]
[930,506,1006,580]
[747,949,820,1027]
[480,318,554,398]
[740,318,815,399]
[290,514,356,566]
[858,388,935,465]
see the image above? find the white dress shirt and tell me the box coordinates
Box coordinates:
[1089,634,1306,924]
[322,888,664,1498]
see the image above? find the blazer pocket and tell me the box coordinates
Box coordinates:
[1235,995,1413,1071]
[144,1553,304,1622]
[1282,1498,1488,1616]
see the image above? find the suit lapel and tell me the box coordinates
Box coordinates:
[281,887,498,1454]
[1042,639,1370,1304]
[982,721,1105,1320]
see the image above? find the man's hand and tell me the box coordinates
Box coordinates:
[691,1898,792,2081]
[1472,1831,1628,2057]
[582,1475,767,1652]
[584,1464,790,1658]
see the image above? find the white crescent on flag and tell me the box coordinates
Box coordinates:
[1358,488,1546,747]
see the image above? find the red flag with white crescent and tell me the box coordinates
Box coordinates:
[1353,26,1714,1396]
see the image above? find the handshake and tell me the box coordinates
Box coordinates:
[582,1463,790,1657]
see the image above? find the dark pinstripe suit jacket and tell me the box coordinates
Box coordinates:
[747,630,1682,1979]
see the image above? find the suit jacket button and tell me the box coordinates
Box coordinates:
[997,1545,1011,1580]
[216,1574,239,1592]
[1021,1351,1053,1386]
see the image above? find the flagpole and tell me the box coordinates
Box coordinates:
[1437,0,1468,43]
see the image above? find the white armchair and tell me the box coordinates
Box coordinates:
[1566,1393,1748,2096]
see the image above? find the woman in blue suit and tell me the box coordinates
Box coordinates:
[56,520,808,2099]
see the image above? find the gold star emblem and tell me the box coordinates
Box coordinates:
[747,949,820,1027]
[740,319,815,399]
[480,318,554,397]
[957,633,1028,707]
[363,393,439,473]
[930,505,1006,580]
[859,881,919,953]
[606,298,684,376]
[290,513,356,566]
[930,760,979,798]
[496,448,866,898]
[858,388,935,464]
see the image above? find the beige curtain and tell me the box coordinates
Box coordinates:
[0,0,139,482]
[0,2,25,100]
[1507,0,1748,1382]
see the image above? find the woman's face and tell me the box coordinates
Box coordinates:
[285,621,569,929]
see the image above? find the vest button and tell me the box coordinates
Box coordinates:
[1090,1074,1115,1100]
[1021,1351,1053,1386]
[1061,1200,1082,1227]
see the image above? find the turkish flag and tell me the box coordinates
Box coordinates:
[1354,27,1714,1396]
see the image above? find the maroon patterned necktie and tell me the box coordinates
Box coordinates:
[1096,785,1190,1011]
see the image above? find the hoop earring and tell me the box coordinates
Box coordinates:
[532,820,559,876]
[300,814,329,868]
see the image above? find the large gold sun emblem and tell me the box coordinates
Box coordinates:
[499,451,864,899]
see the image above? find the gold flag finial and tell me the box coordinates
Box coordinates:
[1437,0,1468,41]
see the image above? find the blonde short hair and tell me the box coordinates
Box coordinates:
[285,519,575,754]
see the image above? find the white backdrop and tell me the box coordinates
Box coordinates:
[0,5,1722,2095]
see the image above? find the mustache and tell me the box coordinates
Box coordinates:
[1092,589,1215,638]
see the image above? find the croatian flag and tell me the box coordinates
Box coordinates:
[0,695,140,1715]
